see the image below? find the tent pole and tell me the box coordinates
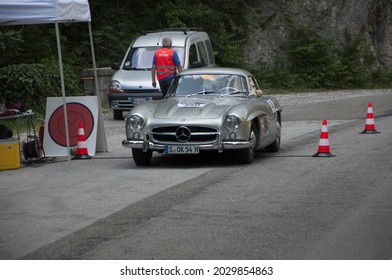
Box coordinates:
[89,21,108,152]
[55,21,71,162]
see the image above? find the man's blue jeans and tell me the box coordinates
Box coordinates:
[159,77,174,97]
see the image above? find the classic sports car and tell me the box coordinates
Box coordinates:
[122,67,282,165]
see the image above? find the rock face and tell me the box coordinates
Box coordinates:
[243,0,392,71]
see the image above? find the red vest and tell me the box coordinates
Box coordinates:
[155,48,176,80]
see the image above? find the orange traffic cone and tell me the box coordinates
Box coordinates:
[313,119,335,157]
[73,122,92,160]
[360,102,380,134]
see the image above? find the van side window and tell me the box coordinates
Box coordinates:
[197,41,208,67]
[205,40,215,65]
[189,44,198,66]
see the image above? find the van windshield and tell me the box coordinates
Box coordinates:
[123,47,184,70]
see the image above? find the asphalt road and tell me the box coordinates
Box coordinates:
[0,89,391,259]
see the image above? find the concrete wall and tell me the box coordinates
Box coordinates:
[81,67,116,105]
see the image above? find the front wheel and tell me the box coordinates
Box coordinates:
[132,148,152,166]
[265,120,281,152]
[236,122,258,164]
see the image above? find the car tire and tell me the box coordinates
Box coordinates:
[236,122,257,164]
[132,148,152,166]
[265,119,281,153]
[113,109,123,120]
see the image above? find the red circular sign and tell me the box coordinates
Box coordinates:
[48,102,94,147]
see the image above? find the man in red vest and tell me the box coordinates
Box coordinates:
[152,37,183,97]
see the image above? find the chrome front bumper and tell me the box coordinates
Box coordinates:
[122,138,251,153]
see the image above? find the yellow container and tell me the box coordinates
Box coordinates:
[0,139,20,170]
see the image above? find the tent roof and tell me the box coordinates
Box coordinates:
[0,0,91,26]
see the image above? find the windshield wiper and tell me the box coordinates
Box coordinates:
[176,89,216,97]
[124,67,150,70]
[132,67,151,70]
[221,90,247,96]
[192,89,216,95]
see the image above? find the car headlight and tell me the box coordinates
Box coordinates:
[224,115,241,132]
[128,115,144,131]
[110,80,123,93]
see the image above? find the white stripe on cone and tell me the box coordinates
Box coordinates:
[318,138,330,146]
[365,118,375,125]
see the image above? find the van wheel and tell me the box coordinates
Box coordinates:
[113,109,123,120]
[132,148,152,166]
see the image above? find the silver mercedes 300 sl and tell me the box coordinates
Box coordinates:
[122,67,282,165]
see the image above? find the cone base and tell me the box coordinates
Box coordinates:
[360,130,381,134]
[312,152,336,157]
[72,154,92,160]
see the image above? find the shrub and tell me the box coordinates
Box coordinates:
[0,61,81,114]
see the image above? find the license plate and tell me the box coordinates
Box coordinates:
[130,98,150,105]
[164,145,200,154]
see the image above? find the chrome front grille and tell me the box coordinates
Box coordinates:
[151,126,218,143]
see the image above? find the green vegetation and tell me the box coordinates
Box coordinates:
[0,60,79,113]
[254,25,392,90]
[1,1,391,115]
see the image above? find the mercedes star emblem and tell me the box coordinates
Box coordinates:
[175,126,191,142]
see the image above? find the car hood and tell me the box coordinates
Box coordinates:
[153,96,244,119]
[112,69,156,90]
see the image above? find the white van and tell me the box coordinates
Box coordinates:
[109,28,215,119]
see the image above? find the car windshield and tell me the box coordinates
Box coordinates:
[122,47,184,70]
[170,74,249,96]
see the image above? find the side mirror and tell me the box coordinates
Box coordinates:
[111,63,120,70]
[189,61,202,69]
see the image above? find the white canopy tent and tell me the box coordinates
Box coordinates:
[0,0,108,161]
